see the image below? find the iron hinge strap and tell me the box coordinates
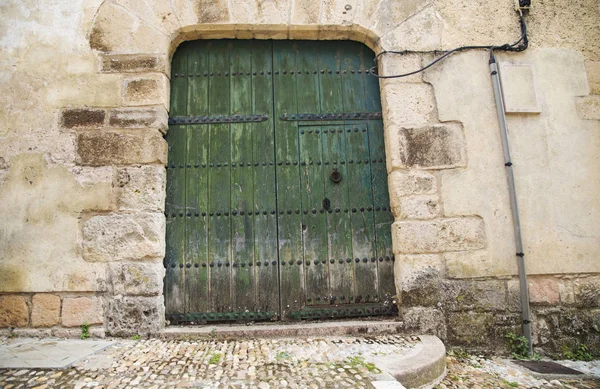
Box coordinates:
[168,114,268,125]
[280,112,382,121]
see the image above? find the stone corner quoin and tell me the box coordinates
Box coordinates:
[393,217,486,254]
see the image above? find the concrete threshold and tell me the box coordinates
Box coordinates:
[160,320,447,389]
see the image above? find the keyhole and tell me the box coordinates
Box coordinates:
[323,198,331,210]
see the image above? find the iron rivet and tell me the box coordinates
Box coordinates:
[312,209,316,214]
[379,257,384,262]
[179,264,183,268]
[296,260,301,265]
[186,263,191,268]
[355,258,360,263]
[330,259,335,264]
[287,210,292,215]
[282,261,286,266]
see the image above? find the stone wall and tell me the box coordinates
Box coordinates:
[0,0,598,354]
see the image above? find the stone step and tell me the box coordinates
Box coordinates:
[160,321,446,389]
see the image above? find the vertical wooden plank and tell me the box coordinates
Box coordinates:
[363,46,395,302]
[229,40,256,313]
[185,41,210,314]
[340,42,378,304]
[250,41,278,317]
[273,41,304,318]
[295,41,328,306]
[252,41,279,317]
[318,42,354,305]
[207,40,232,313]
[164,42,189,316]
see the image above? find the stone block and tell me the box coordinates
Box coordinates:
[558,280,575,305]
[61,297,103,327]
[123,75,169,108]
[89,2,169,54]
[507,279,522,313]
[83,212,165,262]
[117,165,166,211]
[0,295,29,327]
[443,280,507,312]
[61,108,106,129]
[77,130,167,166]
[107,296,165,336]
[83,213,165,262]
[392,217,486,254]
[585,60,600,94]
[108,106,168,133]
[576,95,600,120]
[31,294,61,327]
[445,250,514,279]
[388,170,438,216]
[574,277,600,307]
[395,194,441,219]
[379,53,423,83]
[381,83,436,127]
[388,170,437,198]
[529,277,560,305]
[401,307,447,340]
[447,311,494,346]
[395,254,443,307]
[400,124,466,169]
[100,54,168,74]
[110,262,164,296]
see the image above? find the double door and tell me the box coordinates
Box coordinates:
[164,40,395,322]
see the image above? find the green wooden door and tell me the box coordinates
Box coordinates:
[164,40,395,323]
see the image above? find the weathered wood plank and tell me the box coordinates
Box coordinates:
[230,40,255,313]
[208,41,232,313]
[165,42,189,315]
[318,42,353,305]
[185,41,210,314]
[252,41,279,317]
[341,43,378,304]
[273,41,304,318]
[295,41,328,307]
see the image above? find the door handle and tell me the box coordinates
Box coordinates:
[330,167,342,183]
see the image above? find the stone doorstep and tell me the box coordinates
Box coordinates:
[160,321,446,389]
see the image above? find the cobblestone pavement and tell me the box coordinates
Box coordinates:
[435,353,600,389]
[1,336,598,389]
[0,335,415,389]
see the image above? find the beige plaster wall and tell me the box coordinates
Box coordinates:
[0,0,599,339]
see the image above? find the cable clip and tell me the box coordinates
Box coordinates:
[505,162,513,167]
[516,252,525,257]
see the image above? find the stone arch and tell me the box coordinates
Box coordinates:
[85,0,478,334]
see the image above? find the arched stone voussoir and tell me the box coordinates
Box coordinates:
[89,2,170,54]
[377,5,444,52]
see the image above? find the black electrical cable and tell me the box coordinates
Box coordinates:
[369,13,528,79]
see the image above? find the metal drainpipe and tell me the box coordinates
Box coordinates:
[489,52,533,356]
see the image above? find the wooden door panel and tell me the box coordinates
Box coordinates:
[164,40,395,323]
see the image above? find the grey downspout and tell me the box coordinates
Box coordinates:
[489,54,533,356]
